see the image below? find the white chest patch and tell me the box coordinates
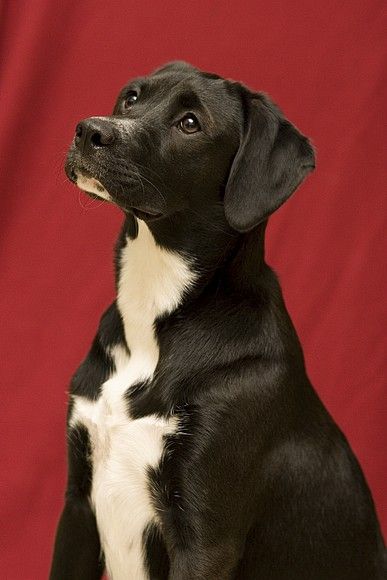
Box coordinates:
[70,220,196,579]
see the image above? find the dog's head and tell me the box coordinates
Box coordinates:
[66,61,315,232]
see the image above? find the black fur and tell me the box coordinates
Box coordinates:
[51,62,386,579]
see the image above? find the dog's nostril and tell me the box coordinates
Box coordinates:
[91,129,115,147]
[90,131,103,147]
[98,129,115,146]
[75,123,83,138]
[74,120,116,152]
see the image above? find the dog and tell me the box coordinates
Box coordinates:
[50,61,385,579]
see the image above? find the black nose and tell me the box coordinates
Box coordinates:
[74,118,116,154]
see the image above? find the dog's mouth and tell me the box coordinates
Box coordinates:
[130,208,163,221]
[75,172,112,202]
[67,165,163,221]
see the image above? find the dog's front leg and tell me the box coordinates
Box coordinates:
[50,425,104,580]
[50,497,103,579]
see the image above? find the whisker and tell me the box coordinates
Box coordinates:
[131,166,145,196]
[133,169,167,206]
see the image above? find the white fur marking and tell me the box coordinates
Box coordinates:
[76,174,112,201]
[70,221,196,579]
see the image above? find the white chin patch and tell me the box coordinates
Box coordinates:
[76,175,112,201]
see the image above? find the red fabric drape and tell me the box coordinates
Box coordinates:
[1,1,385,576]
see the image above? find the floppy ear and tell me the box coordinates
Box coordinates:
[224,93,315,233]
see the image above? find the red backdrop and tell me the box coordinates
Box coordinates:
[1,1,386,577]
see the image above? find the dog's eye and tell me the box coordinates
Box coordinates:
[179,114,201,134]
[123,91,138,108]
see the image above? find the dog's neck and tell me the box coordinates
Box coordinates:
[116,217,198,360]
[115,210,267,307]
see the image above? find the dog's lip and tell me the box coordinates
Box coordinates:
[72,166,93,181]
[67,166,78,183]
[67,164,91,185]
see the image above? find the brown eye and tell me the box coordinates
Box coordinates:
[123,90,138,108]
[179,114,201,134]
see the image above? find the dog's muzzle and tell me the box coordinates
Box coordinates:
[66,117,165,220]
[64,117,117,202]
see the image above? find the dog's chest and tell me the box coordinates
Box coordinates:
[71,347,176,579]
[69,221,196,579]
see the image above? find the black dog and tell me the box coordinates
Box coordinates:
[51,62,385,579]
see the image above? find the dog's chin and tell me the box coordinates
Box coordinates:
[75,174,113,202]
[68,169,164,222]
